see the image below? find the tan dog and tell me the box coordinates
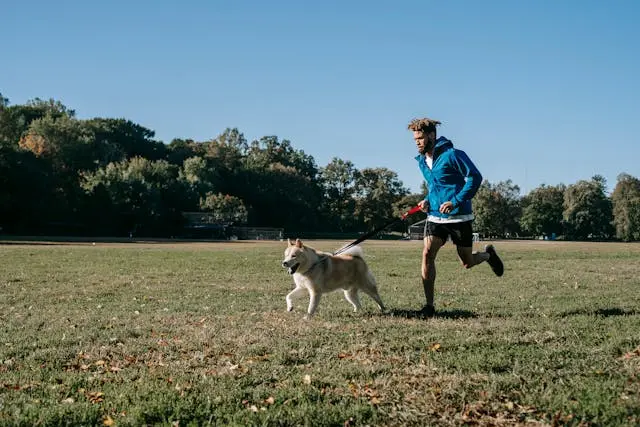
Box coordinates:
[281,239,386,318]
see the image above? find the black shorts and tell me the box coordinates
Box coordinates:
[424,220,474,247]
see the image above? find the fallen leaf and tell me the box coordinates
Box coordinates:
[103,415,115,426]
[622,347,640,359]
[348,382,358,397]
[86,391,105,404]
[303,374,311,385]
[429,343,441,352]
[265,396,275,405]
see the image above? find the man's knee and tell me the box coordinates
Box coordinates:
[422,246,438,262]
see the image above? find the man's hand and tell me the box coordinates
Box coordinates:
[439,201,454,214]
[418,199,429,212]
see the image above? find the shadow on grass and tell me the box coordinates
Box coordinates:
[387,307,478,320]
[559,307,637,317]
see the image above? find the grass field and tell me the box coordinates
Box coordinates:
[1,239,639,426]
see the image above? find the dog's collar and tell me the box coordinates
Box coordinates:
[298,254,329,275]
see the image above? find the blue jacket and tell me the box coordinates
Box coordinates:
[415,137,482,219]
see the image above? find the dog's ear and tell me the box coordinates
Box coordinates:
[288,238,294,246]
[295,238,303,248]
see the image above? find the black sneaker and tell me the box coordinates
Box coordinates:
[485,245,504,277]
[419,304,436,318]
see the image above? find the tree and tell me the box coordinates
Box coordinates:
[26,98,75,117]
[520,184,565,238]
[0,98,74,148]
[81,157,186,236]
[319,158,360,232]
[17,114,97,225]
[241,162,323,230]
[473,180,521,238]
[166,138,204,166]
[182,156,216,187]
[0,145,52,232]
[354,167,409,231]
[86,118,166,163]
[199,192,248,224]
[244,135,318,179]
[611,173,640,241]
[19,114,94,172]
[563,175,613,240]
[202,129,251,198]
[216,127,248,155]
[177,156,219,211]
[233,135,323,231]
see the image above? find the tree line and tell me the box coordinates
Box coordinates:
[1,95,639,241]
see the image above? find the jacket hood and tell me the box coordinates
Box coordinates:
[414,136,453,160]
[433,137,453,156]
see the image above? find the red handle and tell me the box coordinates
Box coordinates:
[401,205,422,219]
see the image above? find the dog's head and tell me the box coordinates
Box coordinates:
[282,238,308,274]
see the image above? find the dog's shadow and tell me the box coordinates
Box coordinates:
[386,307,478,320]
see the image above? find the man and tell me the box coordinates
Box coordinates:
[409,117,503,317]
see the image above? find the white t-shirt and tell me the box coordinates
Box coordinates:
[424,154,474,224]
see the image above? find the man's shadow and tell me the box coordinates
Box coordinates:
[387,307,478,320]
[559,307,637,317]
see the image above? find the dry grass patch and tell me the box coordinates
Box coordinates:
[1,239,639,426]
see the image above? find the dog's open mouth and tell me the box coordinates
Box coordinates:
[287,263,299,274]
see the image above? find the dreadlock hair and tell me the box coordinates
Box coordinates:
[407,118,441,135]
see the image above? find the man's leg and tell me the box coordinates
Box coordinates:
[457,244,505,276]
[422,234,445,310]
[457,244,504,276]
[456,245,490,269]
[450,221,502,275]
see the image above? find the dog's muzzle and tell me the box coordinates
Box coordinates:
[282,260,299,274]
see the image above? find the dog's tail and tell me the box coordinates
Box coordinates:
[336,245,364,258]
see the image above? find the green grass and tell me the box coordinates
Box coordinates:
[1,239,639,426]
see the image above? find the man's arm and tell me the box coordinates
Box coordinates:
[450,149,482,208]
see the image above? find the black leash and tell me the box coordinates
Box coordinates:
[333,205,422,256]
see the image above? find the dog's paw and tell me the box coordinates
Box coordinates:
[286,306,294,312]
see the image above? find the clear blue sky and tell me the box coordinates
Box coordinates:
[3,0,638,194]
